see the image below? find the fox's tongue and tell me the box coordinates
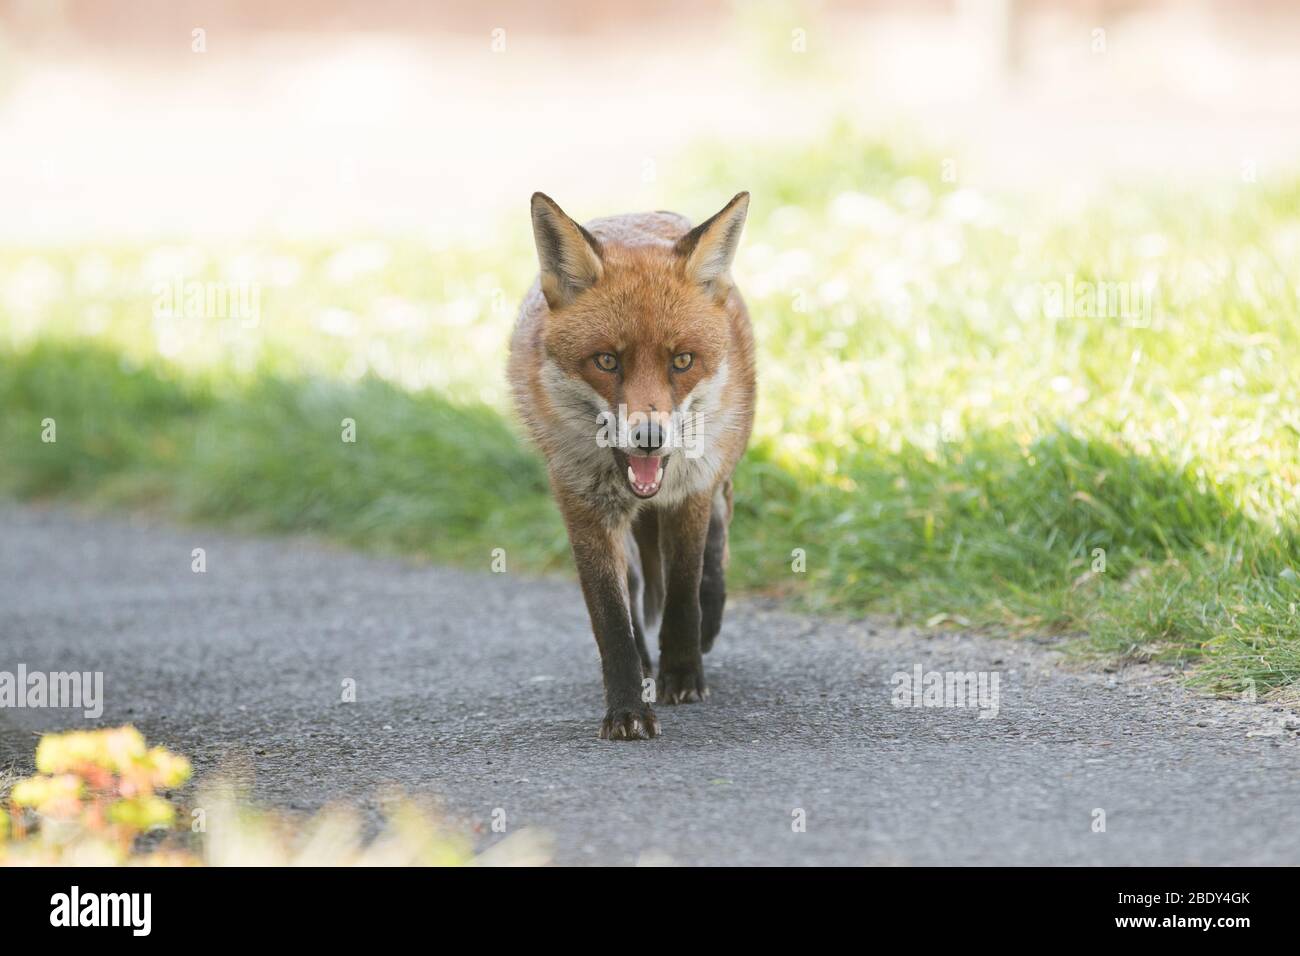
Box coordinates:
[629,456,659,484]
[626,455,663,496]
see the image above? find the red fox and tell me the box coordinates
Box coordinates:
[508,192,756,740]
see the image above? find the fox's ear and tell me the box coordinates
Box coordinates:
[675,191,749,300]
[531,192,603,310]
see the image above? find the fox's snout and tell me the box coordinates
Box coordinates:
[629,418,665,452]
[626,409,671,452]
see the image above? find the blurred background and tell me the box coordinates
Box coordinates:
[2,0,1299,694]
[5,0,1300,239]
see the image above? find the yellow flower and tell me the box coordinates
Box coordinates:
[35,726,147,774]
[108,795,175,831]
[11,774,84,816]
[147,747,192,789]
[101,726,149,773]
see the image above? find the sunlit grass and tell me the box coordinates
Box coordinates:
[2,122,1298,692]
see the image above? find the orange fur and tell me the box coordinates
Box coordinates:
[507,193,755,740]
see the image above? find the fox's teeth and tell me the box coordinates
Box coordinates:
[655,464,663,482]
[628,466,636,484]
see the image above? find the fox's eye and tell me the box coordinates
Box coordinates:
[594,353,619,372]
[672,352,694,372]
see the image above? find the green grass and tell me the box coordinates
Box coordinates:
[3,122,1299,693]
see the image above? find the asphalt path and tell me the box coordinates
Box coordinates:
[2,503,1297,865]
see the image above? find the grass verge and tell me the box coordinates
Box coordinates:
[2,122,1298,693]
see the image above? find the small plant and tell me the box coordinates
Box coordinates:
[1,726,548,866]
[1,726,193,865]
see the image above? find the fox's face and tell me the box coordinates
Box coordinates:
[530,192,749,503]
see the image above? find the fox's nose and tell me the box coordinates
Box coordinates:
[630,418,666,451]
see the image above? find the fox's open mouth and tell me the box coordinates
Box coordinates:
[619,452,668,498]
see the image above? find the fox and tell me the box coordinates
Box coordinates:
[508,191,756,740]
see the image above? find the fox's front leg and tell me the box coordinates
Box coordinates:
[559,492,660,740]
[657,490,713,704]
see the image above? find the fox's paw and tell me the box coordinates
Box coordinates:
[656,664,709,705]
[599,705,661,741]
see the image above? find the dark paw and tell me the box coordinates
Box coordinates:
[599,705,661,740]
[656,664,709,705]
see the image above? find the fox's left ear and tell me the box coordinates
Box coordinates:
[675,191,749,301]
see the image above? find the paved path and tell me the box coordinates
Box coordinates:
[1,503,1297,865]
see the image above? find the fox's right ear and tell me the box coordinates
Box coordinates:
[531,193,603,310]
